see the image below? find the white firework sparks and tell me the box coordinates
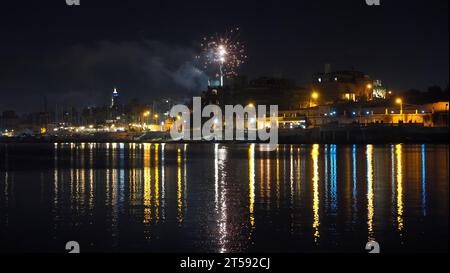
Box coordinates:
[197,27,247,78]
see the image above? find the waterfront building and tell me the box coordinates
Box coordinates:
[312,70,374,103]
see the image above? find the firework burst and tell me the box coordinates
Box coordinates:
[197,27,247,79]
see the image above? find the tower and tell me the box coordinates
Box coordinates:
[111,88,119,108]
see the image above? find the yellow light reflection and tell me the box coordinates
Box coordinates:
[183,144,188,208]
[177,148,183,223]
[154,144,159,222]
[259,149,264,200]
[312,144,320,242]
[396,144,404,233]
[143,143,152,224]
[161,143,166,220]
[275,147,280,208]
[366,145,375,240]
[266,151,271,206]
[248,144,255,229]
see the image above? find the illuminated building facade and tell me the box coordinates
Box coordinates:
[312,70,374,103]
[372,80,388,99]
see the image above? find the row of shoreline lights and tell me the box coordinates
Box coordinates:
[142,110,159,119]
[142,110,162,127]
[311,93,424,116]
[140,96,417,125]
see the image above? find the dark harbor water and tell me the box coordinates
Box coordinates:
[0,143,448,253]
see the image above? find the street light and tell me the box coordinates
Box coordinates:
[310,92,319,108]
[396,98,403,115]
[142,111,151,130]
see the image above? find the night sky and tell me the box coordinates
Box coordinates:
[1,0,448,113]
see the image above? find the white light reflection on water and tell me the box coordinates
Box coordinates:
[214,144,229,253]
[366,144,375,241]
